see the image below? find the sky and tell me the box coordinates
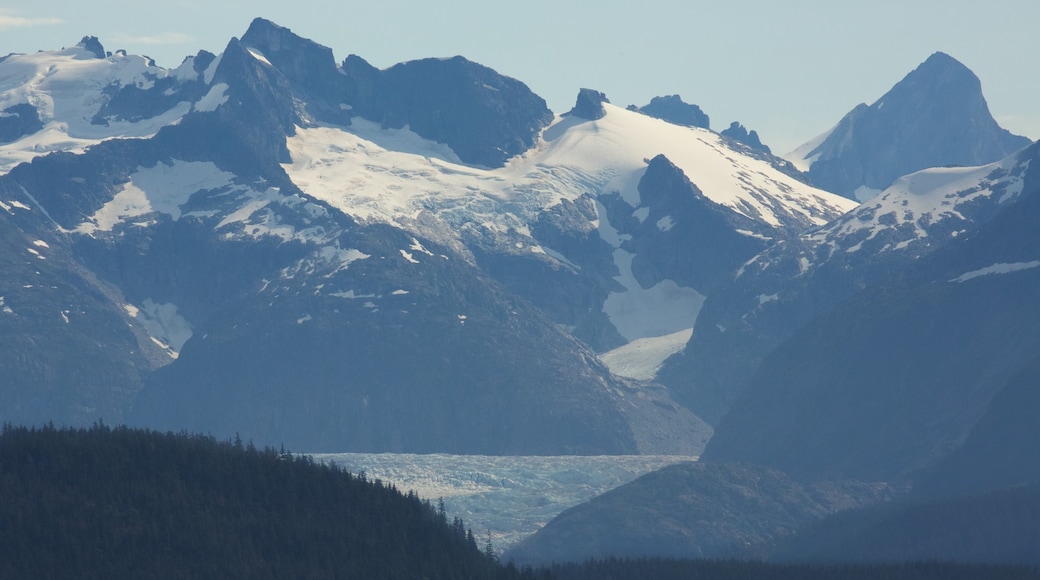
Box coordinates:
[2,1,1038,154]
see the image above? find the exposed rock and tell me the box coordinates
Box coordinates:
[343,54,553,167]
[720,121,771,154]
[637,95,710,128]
[78,36,106,59]
[567,88,609,121]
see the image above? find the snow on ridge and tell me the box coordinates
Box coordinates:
[804,152,1030,263]
[284,106,854,251]
[950,261,1040,283]
[0,47,193,175]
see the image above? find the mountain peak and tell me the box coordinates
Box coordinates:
[790,52,1030,199]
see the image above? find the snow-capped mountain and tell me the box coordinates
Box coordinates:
[0,19,852,454]
[786,52,1030,201]
[662,141,1038,424]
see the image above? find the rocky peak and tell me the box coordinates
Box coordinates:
[636,95,710,129]
[567,88,609,121]
[720,121,771,154]
[343,54,553,167]
[78,36,106,59]
[796,52,1031,199]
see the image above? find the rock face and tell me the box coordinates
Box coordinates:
[720,121,770,154]
[342,54,553,167]
[789,52,1031,200]
[636,94,710,128]
[566,88,610,120]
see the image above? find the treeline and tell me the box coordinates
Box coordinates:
[0,423,544,579]
[547,557,1040,580]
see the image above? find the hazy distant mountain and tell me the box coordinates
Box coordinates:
[505,461,892,564]
[662,142,1039,424]
[701,143,1040,482]
[787,52,1030,200]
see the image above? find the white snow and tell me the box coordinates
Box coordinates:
[0,296,11,314]
[245,48,273,67]
[655,215,675,232]
[632,207,650,223]
[598,328,693,381]
[283,105,855,241]
[193,82,228,112]
[75,161,235,234]
[602,248,705,342]
[806,152,1030,263]
[400,249,420,264]
[126,299,193,358]
[950,261,1040,283]
[31,240,49,248]
[0,46,194,174]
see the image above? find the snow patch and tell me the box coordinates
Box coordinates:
[655,215,675,232]
[602,248,705,342]
[400,249,419,264]
[632,207,650,223]
[193,82,228,112]
[391,289,409,295]
[282,106,853,248]
[127,299,193,358]
[950,261,1040,283]
[75,161,235,234]
[0,296,11,314]
[598,328,693,381]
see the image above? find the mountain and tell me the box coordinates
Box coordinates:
[786,52,1030,200]
[662,142,1039,424]
[0,19,853,454]
[504,462,892,564]
[773,484,1040,565]
[911,352,1040,499]
[700,142,1040,482]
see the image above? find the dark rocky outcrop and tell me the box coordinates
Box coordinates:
[636,94,710,128]
[0,103,43,143]
[720,121,771,154]
[343,54,553,167]
[566,88,609,121]
[622,154,773,293]
[78,35,106,59]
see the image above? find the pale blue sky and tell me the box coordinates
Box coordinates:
[3,1,1037,154]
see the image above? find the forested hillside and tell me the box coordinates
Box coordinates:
[0,424,538,579]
